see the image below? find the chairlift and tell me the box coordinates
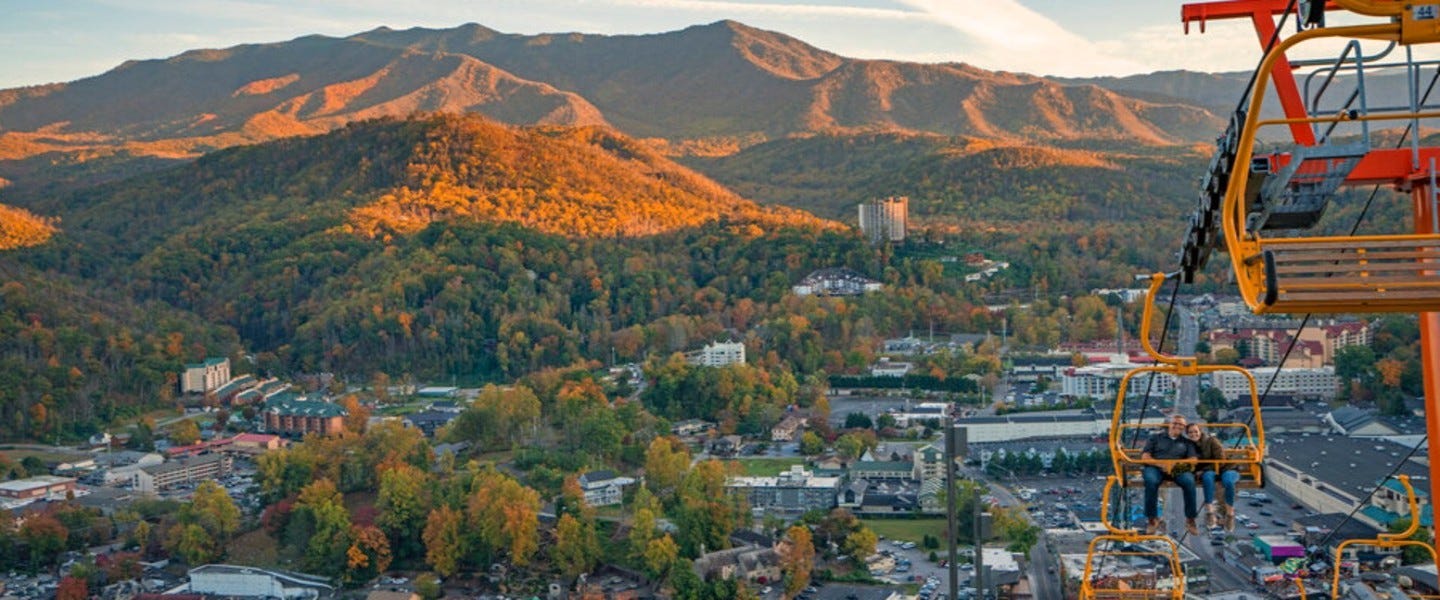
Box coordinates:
[1109,274,1266,489]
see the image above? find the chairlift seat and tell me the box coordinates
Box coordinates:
[1254,234,1440,313]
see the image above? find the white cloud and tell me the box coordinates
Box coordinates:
[883,0,1149,76]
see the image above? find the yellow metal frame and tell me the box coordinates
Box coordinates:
[1080,477,1187,600]
[1079,536,1186,600]
[1108,273,1266,484]
[1221,22,1440,314]
[1330,475,1439,599]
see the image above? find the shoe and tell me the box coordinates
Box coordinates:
[1147,518,1161,535]
[1224,504,1236,532]
[1205,503,1218,529]
[1185,519,1199,536]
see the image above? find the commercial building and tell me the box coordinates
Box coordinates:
[262,393,347,437]
[0,476,76,504]
[954,410,1109,443]
[1206,320,1370,367]
[135,454,233,494]
[1060,356,1176,400]
[1263,434,1429,529]
[728,465,841,513]
[181,357,231,394]
[858,196,908,244]
[1210,367,1337,402]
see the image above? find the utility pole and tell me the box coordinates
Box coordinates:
[946,421,970,600]
[946,420,959,600]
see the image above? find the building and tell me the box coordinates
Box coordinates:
[913,443,945,482]
[888,401,951,428]
[1293,513,1392,565]
[187,564,334,599]
[709,435,743,457]
[1206,320,1370,367]
[1226,407,1326,435]
[858,196,908,244]
[135,454,232,494]
[1363,478,1434,529]
[1060,356,1177,400]
[1263,434,1429,528]
[728,465,841,513]
[692,545,781,584]
[0,476,76,504]
[1210,367,1337,402]
[671,419,714,437]
[1326,407,1400,437]
[954,410,1109,443]
[210,374,257,405]
[577,470,636,507]
[89,451,165,486]
[402,410,458,438]
[686,341,746,367]
[1253,535,1305,561]
[836,479,938,515]
[849,461,913,481]
[792,268,883,296]
[181,358,231,394]
[230,433,284,454]
[262,394,347,437]
[869,357,914,378]
[770,415,806,442]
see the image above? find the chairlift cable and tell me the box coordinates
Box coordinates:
[1313,435,1428,552]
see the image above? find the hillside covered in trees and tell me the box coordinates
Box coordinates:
[3,114,1071,440]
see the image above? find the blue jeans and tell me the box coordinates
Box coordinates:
[1143,466,1198,520]
[1201,470,1240,506]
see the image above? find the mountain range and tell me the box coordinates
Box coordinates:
[0,20,1229,192]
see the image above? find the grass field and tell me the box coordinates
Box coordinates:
[0,448,90,464]
[732,457,806,476]
[860,518,947,544]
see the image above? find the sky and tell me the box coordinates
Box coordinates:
[0,0,1305,89]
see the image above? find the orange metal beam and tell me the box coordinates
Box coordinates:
[1266,147,1440,185]
[1414,183,1440,512]
[1182,0,1304,30]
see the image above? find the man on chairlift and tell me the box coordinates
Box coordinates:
[1141,414,1200,536]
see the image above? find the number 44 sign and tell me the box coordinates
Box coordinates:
[1416,4,1440,20]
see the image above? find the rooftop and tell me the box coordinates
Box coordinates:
[264,393,348,418]
[1266,434,1428,502]
[0,476,75,492]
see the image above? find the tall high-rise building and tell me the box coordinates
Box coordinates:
[858,196,908,244]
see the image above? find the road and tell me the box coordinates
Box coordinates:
[1026,539,1062,600]
[1175,305,1200,420]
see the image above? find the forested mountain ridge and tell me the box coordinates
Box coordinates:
[0,20,1224,192]
[6,114,925,405]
